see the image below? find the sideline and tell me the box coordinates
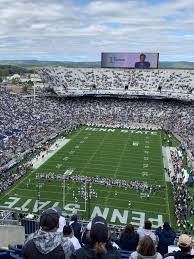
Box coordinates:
[32,138,70,169]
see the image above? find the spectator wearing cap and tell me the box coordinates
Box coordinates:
[71,216,120,259]
[80,221,92,247]
[164,234,194,259]
[118,224,139,251]
[137,220,157,243]
[69,214,82,241]
[22,208,74,259]
[52,207,66,233]
[130,236,163,259]
[155,222,176,256]
[63,225,81,250]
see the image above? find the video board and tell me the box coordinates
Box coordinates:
[101,53,159,69]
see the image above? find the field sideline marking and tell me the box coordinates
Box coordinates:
[32,139,71,169]
[159,132,171,225]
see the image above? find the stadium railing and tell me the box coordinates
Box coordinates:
[0,207,184,239]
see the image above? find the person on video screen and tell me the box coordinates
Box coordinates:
[135,54,150,69]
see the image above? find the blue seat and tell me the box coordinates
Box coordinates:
[8,245,23,258]
[0,248,23,259]
[0,250,11,259]
[118,249,133,259]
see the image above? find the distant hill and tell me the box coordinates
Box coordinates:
[0,65,31,77]
[159,61,194,69]
[0,60,101,68]
[0,60,194,69]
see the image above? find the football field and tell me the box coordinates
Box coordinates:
[0,127,175,228]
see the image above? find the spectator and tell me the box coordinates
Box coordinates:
[22,208,74,259]
[118,224,139,251]
[69,214,82,241]
[137,220,157,243]
[52,207,66,233]
[164,234,194,259]
[156,222,176,256]
[81,220,95,247]
[71,216,120,259]
[130,236,163,259]
[63,225,81,250]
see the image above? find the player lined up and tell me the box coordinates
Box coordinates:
[37,173,164,193]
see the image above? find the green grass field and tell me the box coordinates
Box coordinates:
[0,126,175,228]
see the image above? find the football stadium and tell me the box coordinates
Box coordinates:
[0,62,194,256]
[0,0,194,257]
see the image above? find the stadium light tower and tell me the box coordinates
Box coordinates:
[33,70,36,101]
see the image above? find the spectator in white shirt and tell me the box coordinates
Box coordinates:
[63,225,81,250]
[137,220,157,244]
[52,207,66,233]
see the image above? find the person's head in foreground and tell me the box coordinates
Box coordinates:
[63,225,74,238]
[40,208,59,232]
[52,206,62,217]
[130,236,162,259]
[178,234,193,254]
[137,236,156,256]
[22,208,74,259]
[90,217,108,254]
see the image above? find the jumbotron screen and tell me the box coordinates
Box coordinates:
[101,52,159,69]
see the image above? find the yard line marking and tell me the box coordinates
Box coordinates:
[104,133,131,206]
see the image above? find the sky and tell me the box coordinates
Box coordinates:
[0,0,194,62]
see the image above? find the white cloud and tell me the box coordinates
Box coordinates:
[0,0,193,61]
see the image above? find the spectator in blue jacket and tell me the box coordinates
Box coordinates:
[118,224,139,251]
[156,222,176,256]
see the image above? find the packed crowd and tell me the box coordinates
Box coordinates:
[19,207,194,259]
[170,151,194,232]
[0,87,194,169]
[0,87,80,166]
[38,173,163,193]
[0,163,32,194]
[39,67,194,100]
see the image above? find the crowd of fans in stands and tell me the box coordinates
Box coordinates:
[169,151,194,232]
[40,67,194,100]
[0,87,193,168]
[0,163,32,194]
[20,207,194,259]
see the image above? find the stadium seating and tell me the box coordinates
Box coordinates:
[118,249,133,259]
[38,67,194,101]
[0,248,22,259]
[8,245,23,258]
